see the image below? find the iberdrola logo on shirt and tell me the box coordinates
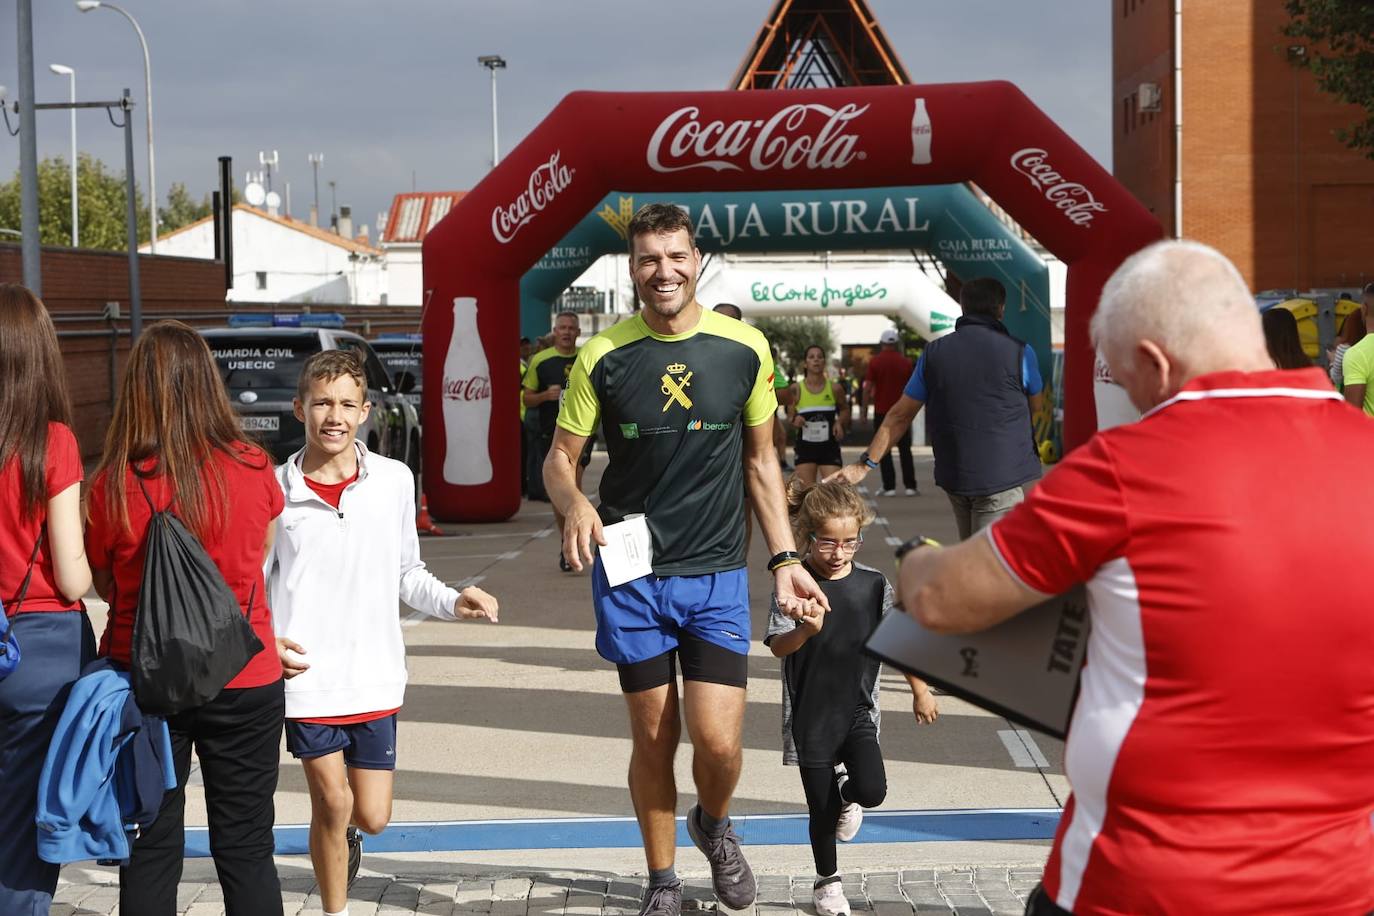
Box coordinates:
[687,418,733,432]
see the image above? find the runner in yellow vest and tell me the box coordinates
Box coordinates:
[786,345,849,485]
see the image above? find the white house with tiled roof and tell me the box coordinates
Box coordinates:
[141,203,388,305]
[379,191,464,306]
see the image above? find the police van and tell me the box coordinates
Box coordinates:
[369,334,423,409]
[202,322,420,476]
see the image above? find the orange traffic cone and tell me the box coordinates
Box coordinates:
[416,494,443,536]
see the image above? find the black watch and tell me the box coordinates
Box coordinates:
[894,535,941,562]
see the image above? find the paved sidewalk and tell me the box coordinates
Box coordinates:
[52,864,1041,915]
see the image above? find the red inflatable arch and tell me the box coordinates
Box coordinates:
[422,82,1161,522]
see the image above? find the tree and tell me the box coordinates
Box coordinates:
[751,316,837,379]
[159,181,212,233]
[1284,0,1374,159]
[0,153,149,248]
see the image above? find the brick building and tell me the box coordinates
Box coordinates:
[1114,0,1374,292]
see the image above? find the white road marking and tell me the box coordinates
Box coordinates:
[886,536,904,547]
[404,576,486,627]
[428,529,552,541]
[421,550,523,562]
[998,729,1050,768]
[873,517,888,525]
[531,529,554,539]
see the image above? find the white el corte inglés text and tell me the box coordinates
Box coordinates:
[1009,148,1108,227]
[647,103,869,174]
[442,297,493,485]
[491,151,575,244]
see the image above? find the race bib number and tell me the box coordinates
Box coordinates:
[802,419,830,443]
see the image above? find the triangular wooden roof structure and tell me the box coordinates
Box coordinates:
[731,0,910,90]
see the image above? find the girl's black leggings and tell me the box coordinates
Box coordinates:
[797,725,887,877]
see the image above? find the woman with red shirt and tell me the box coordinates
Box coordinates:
[86,321,285,916]
[0,284,95,915]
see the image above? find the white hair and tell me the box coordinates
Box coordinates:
[1091,239,1265,371]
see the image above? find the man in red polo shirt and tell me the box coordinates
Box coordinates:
[897,240,1374,915]
[862,329,917,496]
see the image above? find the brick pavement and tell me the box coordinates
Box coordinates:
[51,866,1042,916]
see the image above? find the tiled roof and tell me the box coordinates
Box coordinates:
[381,191,465,245]
[153,203,381,255]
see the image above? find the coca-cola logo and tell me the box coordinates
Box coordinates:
[443,375,492,401]
[491,151,575,244]
[1010,148,1108,228]
[647,103,869,174]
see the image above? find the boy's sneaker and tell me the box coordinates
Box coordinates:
[638,880,683,916]
[686,804,757,909]
[904,487,919,496]
[346,826,362,887]
[813,878,850,916]
[878,489,896,497]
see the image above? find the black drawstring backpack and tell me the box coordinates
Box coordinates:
[129,476,264,716]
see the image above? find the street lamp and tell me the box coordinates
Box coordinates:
[49,63,78,247]
[477,54,507,169]
[307,152,323,227]
[76,0,157,252]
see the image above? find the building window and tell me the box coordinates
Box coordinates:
[255,271,268,290]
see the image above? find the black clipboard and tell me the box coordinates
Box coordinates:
[863,586,1089,740]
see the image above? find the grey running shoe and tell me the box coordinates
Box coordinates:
[346,826,362,887]
[686,804,757,909]
[638,880,683,916]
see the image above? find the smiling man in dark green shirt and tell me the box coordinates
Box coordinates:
[545,203,827,916]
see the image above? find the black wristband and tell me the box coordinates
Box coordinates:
[894,535,941,562]
[859,452,879,469]
[767,550,801,571]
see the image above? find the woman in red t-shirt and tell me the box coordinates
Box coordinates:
[86,321,285,916]
[0,284,95,914]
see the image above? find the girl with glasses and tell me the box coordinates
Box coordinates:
[764,480,938,916]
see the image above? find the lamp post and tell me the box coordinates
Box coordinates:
[307,152,323,228]
[49,64,78,246]
[477,55,506,169]
[76,0,157,251]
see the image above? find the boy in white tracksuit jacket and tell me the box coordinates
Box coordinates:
[266,350,498,916]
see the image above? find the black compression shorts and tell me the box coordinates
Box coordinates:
[616,634,749,693]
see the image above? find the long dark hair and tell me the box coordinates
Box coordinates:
[1262,308,1311,370]
[0,284,75,519]
[93,320,261,539]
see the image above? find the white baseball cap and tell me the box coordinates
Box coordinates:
[879,329,900,344]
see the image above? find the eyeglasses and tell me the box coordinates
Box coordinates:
[810,534,863,554]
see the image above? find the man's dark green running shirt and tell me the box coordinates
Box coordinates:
[558,309,777,577]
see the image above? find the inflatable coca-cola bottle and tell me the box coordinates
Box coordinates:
[441,297,493,485]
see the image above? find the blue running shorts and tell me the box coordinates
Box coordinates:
[285,714,398,770]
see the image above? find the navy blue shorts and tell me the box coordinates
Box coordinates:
[285,714,398,770]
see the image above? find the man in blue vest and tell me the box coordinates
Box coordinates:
[834,278,1043,539]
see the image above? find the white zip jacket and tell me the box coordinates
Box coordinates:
[266,441,458,719]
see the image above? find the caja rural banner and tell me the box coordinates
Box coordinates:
[521,183,1054,377]
[422,83,1162,522]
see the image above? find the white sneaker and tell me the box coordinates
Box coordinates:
[878,489,896,497]
[835,800,863,842]
[904,488,918,496]
[813,880,850,916]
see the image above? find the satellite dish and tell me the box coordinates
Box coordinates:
[265,191,282,210]
[244,181,266,207]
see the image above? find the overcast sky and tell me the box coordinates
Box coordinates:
[3,1,1109,240]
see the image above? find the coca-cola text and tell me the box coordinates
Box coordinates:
[444,375,492,401]
[491,152,575,244]
[1009,148,1108,227]
[647,103,869,174]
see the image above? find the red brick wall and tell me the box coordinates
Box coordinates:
[1,244,422,457]
[1112,0,1374,292]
